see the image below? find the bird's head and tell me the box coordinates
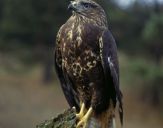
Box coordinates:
[68,0,107,27]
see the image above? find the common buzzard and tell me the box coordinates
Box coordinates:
[54,0,123,127]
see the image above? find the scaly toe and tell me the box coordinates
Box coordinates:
[76,107,93,128]
[76,118,87,128]
[76,103,86,119]
[76,113,83,119]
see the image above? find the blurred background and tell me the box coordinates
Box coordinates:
[0,0,163,128]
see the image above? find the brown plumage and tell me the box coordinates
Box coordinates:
[54,0,123,127]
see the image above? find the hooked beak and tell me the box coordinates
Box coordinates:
[68,1,77,11]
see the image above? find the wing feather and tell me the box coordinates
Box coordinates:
[100,30,123,125]
[54,29,80,111]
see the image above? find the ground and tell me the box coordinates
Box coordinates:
[0,66,162,128]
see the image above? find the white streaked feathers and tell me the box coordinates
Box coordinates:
[108,56,114,67]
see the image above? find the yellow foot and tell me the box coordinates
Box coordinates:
[76,107,93,128]
[76,103,86,119]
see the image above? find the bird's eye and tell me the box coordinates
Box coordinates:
[83,3,91,8]
[81,2,92,8]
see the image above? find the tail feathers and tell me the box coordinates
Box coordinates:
[87,118,100,128]
[119,102,123,126]
[112,118,116,128]
[87,116,115,128]
[87,107,115,128]
[118,91,123,126]
[115,89,123,126]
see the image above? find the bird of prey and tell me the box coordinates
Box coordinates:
[54,0,123,127]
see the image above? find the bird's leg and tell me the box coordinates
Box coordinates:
[76,107,93,128]
[76,103,86,119]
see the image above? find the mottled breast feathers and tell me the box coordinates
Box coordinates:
[54,0,123,125]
